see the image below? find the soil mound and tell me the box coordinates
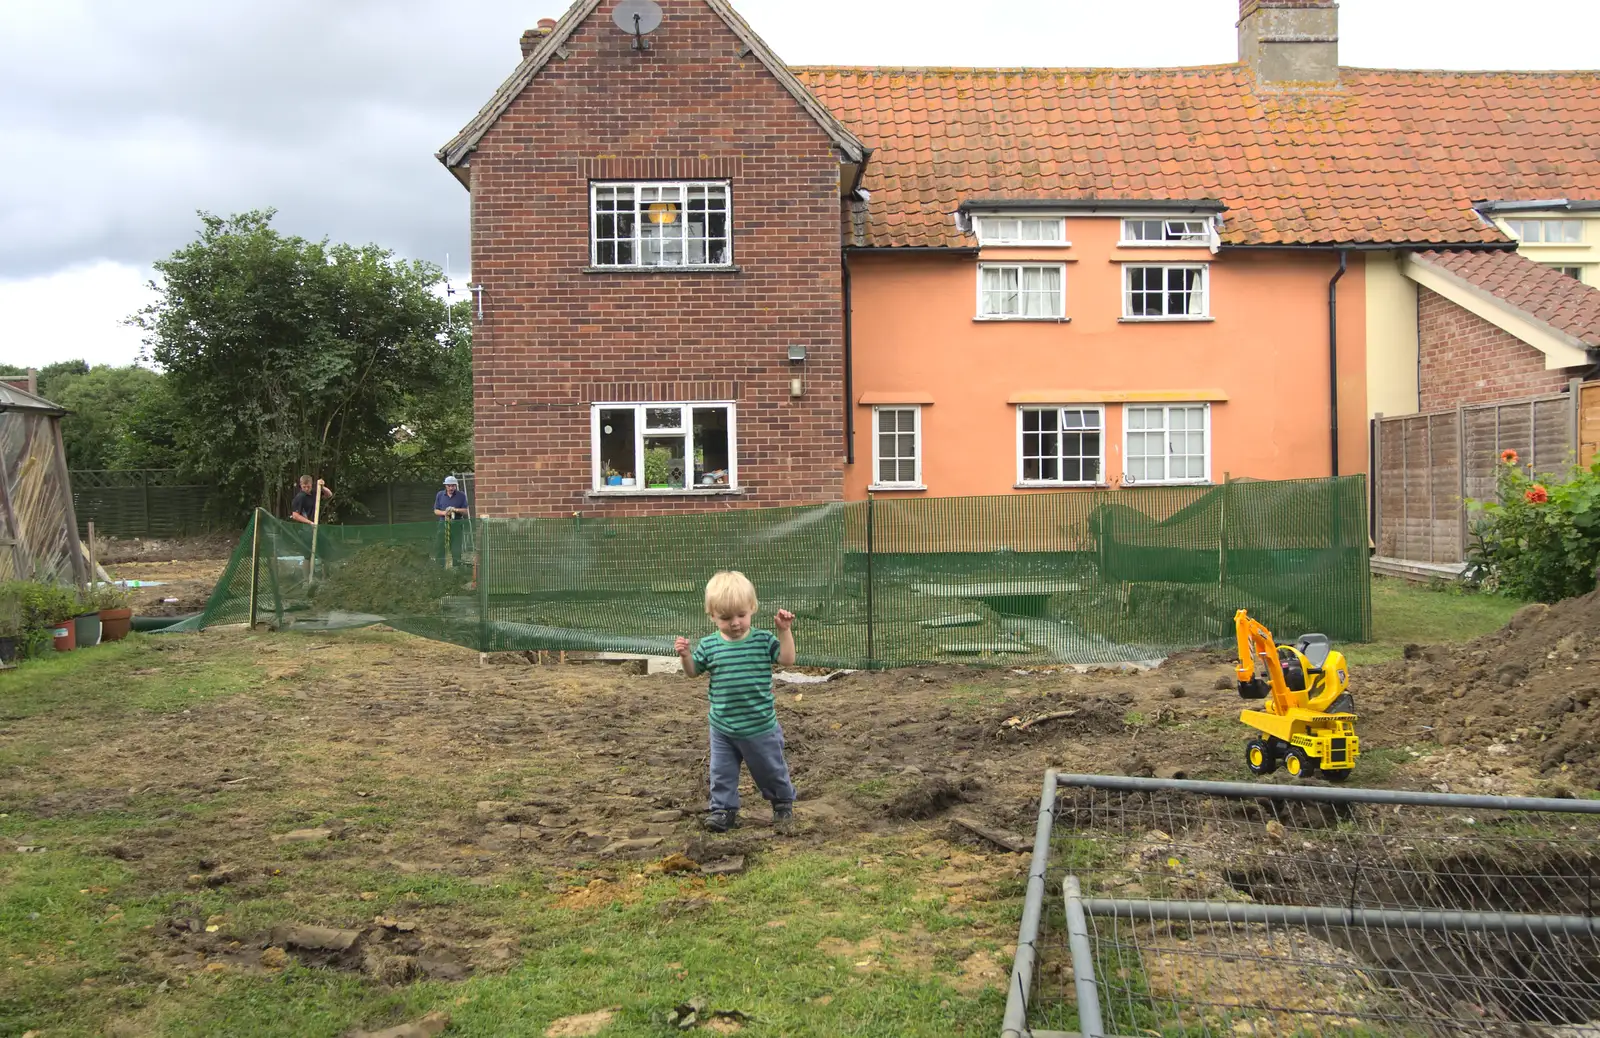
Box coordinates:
[1362,590,1600,786]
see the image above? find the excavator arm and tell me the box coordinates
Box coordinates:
[1234,609,1302,716]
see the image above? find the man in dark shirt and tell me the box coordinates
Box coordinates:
[289,475,333,524]
[433,475,470,567]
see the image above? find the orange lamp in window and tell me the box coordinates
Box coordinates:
[648,202,678,224]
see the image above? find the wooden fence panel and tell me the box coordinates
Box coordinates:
[1375,383,1586,567]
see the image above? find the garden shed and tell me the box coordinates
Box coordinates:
[0,383,86,585]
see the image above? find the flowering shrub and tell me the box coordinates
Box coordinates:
[1468,457,1600,602]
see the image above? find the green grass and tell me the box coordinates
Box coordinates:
[1348,577,1521,664]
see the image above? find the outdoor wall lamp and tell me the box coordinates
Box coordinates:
[788,345,806,397]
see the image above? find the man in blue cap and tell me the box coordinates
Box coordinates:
[433,475,470,567]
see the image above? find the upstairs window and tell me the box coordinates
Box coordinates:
[1505,218,1583,244]
[1122,218,1212,245]
[1124,264,1209,320]
[974,216,1067,246]
[979,264,1066,319]
[591,182,731,268]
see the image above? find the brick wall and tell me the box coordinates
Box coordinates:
[463,0,846,519]
[1417,287,1578,411]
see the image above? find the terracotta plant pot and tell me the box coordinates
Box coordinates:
[74,612,102,649]
[51,620,76,652]
[99,608,134,643]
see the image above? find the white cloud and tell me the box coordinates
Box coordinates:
[0,262,152,368]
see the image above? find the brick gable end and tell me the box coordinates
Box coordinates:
[1417,287,1578,411]
[467,0,847,518]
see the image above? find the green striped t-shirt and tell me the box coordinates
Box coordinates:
[693,629,780,738]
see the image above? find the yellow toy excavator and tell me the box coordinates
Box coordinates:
[1234,609,1360,780]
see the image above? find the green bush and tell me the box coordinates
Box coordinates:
[1467,452,1600,602]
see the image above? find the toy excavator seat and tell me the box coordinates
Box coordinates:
[1275,634,1330,692]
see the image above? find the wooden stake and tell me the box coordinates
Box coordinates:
[87,521,97,585]
[308,480,324,587]
[247,508,262,630]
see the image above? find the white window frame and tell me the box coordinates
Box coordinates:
[1121,403,1211,486]
[1549,264,1586,281]
[1119,217,1213,246]
[870,406,924,490]
[1015,405,1106,487]
[976,263,1068,321]
[1505,218,1584,245]
[590,180,733,269]
[973,215,1069,247]
[590,402,738,493]
[1122,263,1210,321]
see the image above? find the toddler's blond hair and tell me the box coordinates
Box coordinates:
[704,570,759,616]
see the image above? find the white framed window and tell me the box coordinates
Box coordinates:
[1017,406,1104,486]
[1505,218,1583,245]
[871,406,923,489]
[591,181,732,268]
[1121,218,1212,245]
[592,402,736,492]
[978,263,1066,320]
[974,215,1067,246]
[1549,264,1586,281]
[1124,264,1209,319]
[1123,404,1210,485]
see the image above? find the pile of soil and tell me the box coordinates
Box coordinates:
[1361,591,1600,786]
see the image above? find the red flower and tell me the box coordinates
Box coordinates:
[1525,485,1549,504]
[1501,449,1520,464]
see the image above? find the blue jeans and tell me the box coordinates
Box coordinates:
[709,724,796,813]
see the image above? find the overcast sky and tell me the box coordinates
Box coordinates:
[3,0,1596,368]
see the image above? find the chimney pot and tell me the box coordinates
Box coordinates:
[520,20,558,59]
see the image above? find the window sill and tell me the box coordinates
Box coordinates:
[868,484,927,492]
[587,487,744,498]
[1119,316,1214,323]
[974,316,1071,323]
[1122,480,1214,488]
[1116,241,1211,248]
[583,265,742,275]
[978,241,1074,249]
[1015,482,1107,489]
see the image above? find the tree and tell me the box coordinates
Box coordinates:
[49,365,167,470]
[134,210,455,520]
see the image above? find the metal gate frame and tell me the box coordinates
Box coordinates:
[1002,771,1600,1038]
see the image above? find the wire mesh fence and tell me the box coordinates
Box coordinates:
[1010,773,1600,1038]
[168,476,1371,667]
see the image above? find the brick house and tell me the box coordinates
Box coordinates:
[441,0,1600,517]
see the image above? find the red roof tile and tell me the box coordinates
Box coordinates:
[1415,249,1600,347]
[794,65,1600,249]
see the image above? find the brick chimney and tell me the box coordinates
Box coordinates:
[1238,0,1339,85]
[520,18,559,59]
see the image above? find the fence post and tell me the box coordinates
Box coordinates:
[866,494,875,668]
[1570,377,1583,467]
[142,473,152,540]
[387,482,395,526]
[247,508,262,630]
[1456,403,1468,561]
[1218,473,1229,588]
[477,514,490,652]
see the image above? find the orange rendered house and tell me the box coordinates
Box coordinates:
[444,0,1600,519]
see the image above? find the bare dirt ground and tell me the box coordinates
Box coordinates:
[24,547,1595,1030]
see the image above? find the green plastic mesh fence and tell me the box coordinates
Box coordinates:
[169,476,1371,665]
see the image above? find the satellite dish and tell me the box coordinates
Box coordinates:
[613,0,662,49]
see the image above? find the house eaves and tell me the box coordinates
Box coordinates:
[1403,253,1595,369]
[436,0,868,184]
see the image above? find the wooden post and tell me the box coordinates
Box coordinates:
[51,416,89,588]
[1371,413,1383,552]
[247,508,262,630]
[87,521,97,584]
[307,480,324,587]
[1570,377,1583,468]
[1218,472,1229,588]
[1456,404,1468,562]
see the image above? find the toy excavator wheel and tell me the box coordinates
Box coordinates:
[1283,747,1314,779]
[1320,766,1352,783]
[1246,738,1275,776]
